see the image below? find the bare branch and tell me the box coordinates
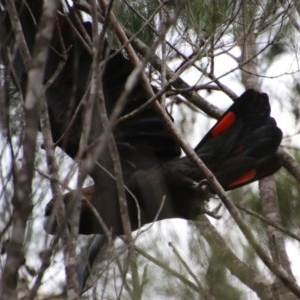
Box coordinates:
[278,148,300,185]
[1,1,61,299]
[279,0,300,34]
[195,216,275,300]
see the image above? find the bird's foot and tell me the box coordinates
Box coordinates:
[195,198,222,219]
[192,179,216,199]
[204,202,222,219]
[192,179,208,190]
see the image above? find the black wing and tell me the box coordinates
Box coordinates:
[1,1,181,174]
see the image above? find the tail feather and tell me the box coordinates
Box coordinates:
[213,157,256,189]
[195,89,282,191]
[231,122,282,159]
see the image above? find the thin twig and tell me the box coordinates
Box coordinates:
[134,245,201,294]
[168,241,205,291]
[235,203,300,243]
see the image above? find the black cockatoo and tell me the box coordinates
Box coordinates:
[0,1,282,238]
[44,88,282,235]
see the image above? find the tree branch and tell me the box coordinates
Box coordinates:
[278,148,300,185]
[195,216,275,299]
[0,1,61,299]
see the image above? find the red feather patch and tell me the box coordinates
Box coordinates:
[228,169,257,188]
[211,111,236,137]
